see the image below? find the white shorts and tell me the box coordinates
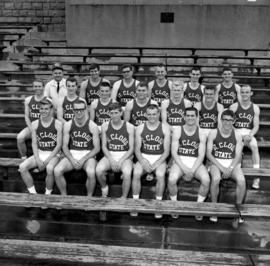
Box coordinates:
[109,151,126,162]
[199,128,215,138]
[38,150,51,162]
[235,128,257,146]
[178,156,197,169]
[70,150,90,161]
[142,153,162,165]
[215,158,233,168]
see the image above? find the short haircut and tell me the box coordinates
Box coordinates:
[109,102,122,112]
[89,63,100,71]
[146,104,159,112]
[33,80,44,86]
[222,67,232,73]
[241,84,252,91]
[100,80,111,89]
[204,85,216,93]
[121,64,133,71]
[66,76,78,86]
[221,109,235,119]
[137,81,148,89]
[191,67,201,73]
[172,79,184,88]
[185,106,198,116]
[156,63,166,70]
[40,97,53,107]
[73,98,87,109]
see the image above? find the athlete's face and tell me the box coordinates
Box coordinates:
[136,86,148,100]
[204,89,215,103]
[66,81,77,95]
[147,108,160,124]
[155,66,166,80]
[240,86,252,101]
[110,109,122,122]
[39,104,52,118]
[100,86,111,100]
[53,69,63,82]
[184,110,197,126]
[222,71,233,82]
[171,82,184,98]
[73,103,86,119]
[190,70,201,82]
[122,67,133,80]
[89,68,100,79]
[221,115,234,131]
[33,81,43,95]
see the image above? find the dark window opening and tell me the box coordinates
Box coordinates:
[160,12,174,23]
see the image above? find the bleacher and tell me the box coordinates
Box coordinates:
[0,23,270,265]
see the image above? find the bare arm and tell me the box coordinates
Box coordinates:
[230,131,243,169]
[24,96,32,129]
[89,99,98,121]
[161,100,169,125]
[79,80,87,100]
[250,104,260,137]
[56,98,65,124]
[217,103,224,126]
[148,80,154,98]
[62,121,75,164]
[111,80,121,101]
[31,120,41,166]
[124,100,133,122]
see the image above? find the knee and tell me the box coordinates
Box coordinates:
[168,174,178,186]
[95,165,105,178]
[250,142,259,152]
[201,174,210,187]
[236,175,246,187]
[210,175,221,186]
[46,164,55,175]
[133,167,143,180]
[54,165,64,178]
[86,167,96,178]
[122,167,132,178]
[156,172,165,183]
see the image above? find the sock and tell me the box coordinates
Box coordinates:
[253,164,260,169]
[170,195,177,201]
[45,188,52,195]
[133,194,139,200]
[156,196,162,201]
[21,156,27,160]
[28,186,37,194]
[197,195,206,203]
[101,185,108,197]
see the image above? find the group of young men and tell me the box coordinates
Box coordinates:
[17,62,261,222]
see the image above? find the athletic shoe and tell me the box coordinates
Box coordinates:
[154,213,162,219]
[130,212,138,217]
[252,178,260,189]
[171,214,179,219]
[209,216,218,223]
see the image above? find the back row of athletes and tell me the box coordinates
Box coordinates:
[17,63,260,220]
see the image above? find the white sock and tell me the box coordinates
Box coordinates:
[21,156,27,160]
[156,196,162,201]
[133,194,139,200]
[101,185,108,197]
[170,195,177,201]
[253,164,260,169]
[197,195,206,203]
[45,188,52,195]
[28,186,37,194]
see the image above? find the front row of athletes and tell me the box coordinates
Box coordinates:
[19,98,245,223]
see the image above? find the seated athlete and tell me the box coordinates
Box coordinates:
[96,102,135,198]
[19,97,62,194]
[168,107,210,220]
[54,99,100,196]
[229,84,260,189]
[57,77,80,123]
[124,81,157,126]
[132,104,170,218]
[207,109,245,223]
[17,80,45,159]
[90,80,114,131]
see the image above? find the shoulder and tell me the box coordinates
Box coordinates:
[134,79,140,85]
[113,80,121,87]
[80,79,88,88]
[101,121,109,132]
[209,128,218,140]
[217,102,224,110]
[126,121,135,131]
[229,102,238,111]
[91,99,99,108]
[161,123,170,134]
[125,99,134,109]
[136,124,144,134]
[55,119,63,129]
[32,119,39,129]
[161,99,169,108]
[25,96,32,104]
[253,103,260,112]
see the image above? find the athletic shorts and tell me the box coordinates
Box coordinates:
[109,151,126,162]
[142,153,162,165]
[38,150,52,162]
[235,128,257,146]
[70,150,90,161]
[215,158,233,168]
[199,128,215,138]
[178,156,197,169]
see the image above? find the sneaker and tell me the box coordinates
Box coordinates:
[209,216,218,223]
[32,168,39,173]
[238,217,245,224]
[130,212,138,217]
[252,178,260,189]
[154,213,162,219]
[171,214,179,219]
[195,216,203,221]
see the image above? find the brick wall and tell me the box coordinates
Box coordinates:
[0,0,65,32]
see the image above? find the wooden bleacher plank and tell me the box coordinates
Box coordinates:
[0,158,22,167]
[0,238,253,265]
[243,168,270,176]
[251,254,270,266]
